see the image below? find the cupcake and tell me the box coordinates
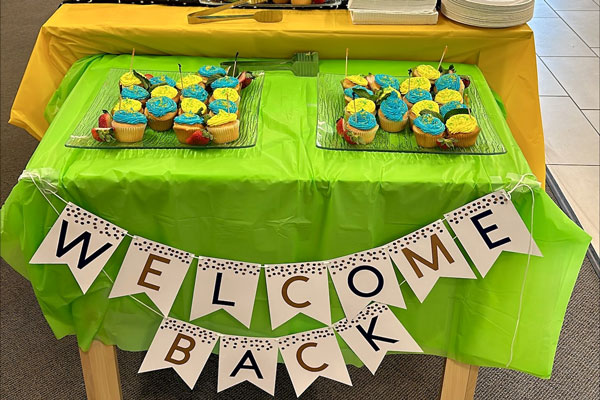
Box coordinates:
[144,96,177,131]
[344,110,379,145]
[445,114,480,147]
[198,65,227,81]
[291,0,312,4]
[173,113,205,144]
[440,101,468,118]
[412,114,446,148]
[151,85,180,103]
[345,98,376,119]
[181,84,209,103]
[366,73,400,92]
[206,111,240,144]
[121,85,150,105]
[119,72,142,89]
[211,76,241,92]
[209,87,241,106]
[434,73,464,94]
[403,88,433,108]
[180,98,207,116]
[111,110,147,143]
[342,75,368,90]
[412,65,441,84]
[381,87,402,98]
[176,75,205,91]
[149,75,177,87]
[378,93,409,133]
[208,99,239,117]
[409,100,440,123]
[111,99,142,114]
[434,89,463,107]
[399,77,431,95]
[343,85,372,104]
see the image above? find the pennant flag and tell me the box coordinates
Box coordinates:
[109,236,194,316]
[444,190,542,277]
[386,220,475,302]
[139,318,219,390]
[30,203,127,293]
[279,327,351,397]
[217,336,278,396]
[190,257,261,328]
[265,262,330,329]
[327,247,405,320]
[334,303,422,374]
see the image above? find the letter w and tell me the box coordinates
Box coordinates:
[401,234,454,278]
[56,220,113,269]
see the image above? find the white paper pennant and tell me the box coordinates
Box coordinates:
[444,190,542,277]
[387,220,475,302]
[109,236,193,316]
[265,262,330,329]
[30,203,127,293]
[190,257,261,328]
[334,303,422,374]
[327,247,405,320]
[279,327,351,397]
[139,318,219,390]
[218,335,278,395]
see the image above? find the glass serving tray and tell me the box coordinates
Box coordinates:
[316,73,506,155]
[198,0,343,9]
[65,68,264,150]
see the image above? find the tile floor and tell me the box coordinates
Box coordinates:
[531,0,600,252]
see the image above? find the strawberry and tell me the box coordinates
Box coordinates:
[238,71,254,89]
[186,130,213,146]
[98,110,113,128]
[312,0,326,3]
[91,127,115,143]
[436,137,456,150]
[342,130,358,145]
[461,76,471,89]
[144,74,154,79]
[335,117,346,136]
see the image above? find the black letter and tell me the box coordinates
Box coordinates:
[471,209,511,250]
[348,265,384,297]
[230,350,263,379]
[212,272,235,306]
[356,316,398,351]
[56,220,113,269]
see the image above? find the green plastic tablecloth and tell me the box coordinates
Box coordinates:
[0,55,590,379]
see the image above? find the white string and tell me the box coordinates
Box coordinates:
[101,270,164,318]
[25,173,60,215]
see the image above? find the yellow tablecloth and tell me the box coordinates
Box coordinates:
[9,4,544,181]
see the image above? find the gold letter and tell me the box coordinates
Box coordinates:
[296,342,328,372]
[401,234,454,278]
[282,276,311,308]
[164,333,195,365]
[137,254,170,291]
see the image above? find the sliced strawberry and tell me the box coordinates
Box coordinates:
[335,117,346,136]
[312,0,326,3]
[436,137,456,150]
[98,110,113,128]
[144,74,154,79]
[91,128,102,142]
[91,127,115,143]
[342,130,357,145]
[186,130,213,146]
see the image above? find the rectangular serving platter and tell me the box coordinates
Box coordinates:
[66,68,264,150]
[316,73,506,155]
[198,0,343,9]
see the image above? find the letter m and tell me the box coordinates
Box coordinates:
[56,220,113,269]
[401,234,454,278]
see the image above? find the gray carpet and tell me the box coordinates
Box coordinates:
[0,1,598,399]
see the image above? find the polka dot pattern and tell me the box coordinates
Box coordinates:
[334,303,388,333]
[221,336,275,352]
[446,191,508,225]
[388,221,445,255]
[160,318,219,343]
[327,248,389,275]
[265,262,325,279]
[278,328,335,350]
[64,203,126,240]
[199,257,260,276]
[133,236,193,264]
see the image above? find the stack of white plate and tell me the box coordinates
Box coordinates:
[441,0,535,28]
[348,0,438,25]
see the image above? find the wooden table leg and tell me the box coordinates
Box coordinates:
[79,340,123,400]
[440,358,479,400]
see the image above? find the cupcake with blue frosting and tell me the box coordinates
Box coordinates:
[367,73,400,91]
[345,110,379,145]
[208,99,239,117]
[144,96,177,131]
[173,113,205,144]
[378,93,409,133]
[121,85,149,105]
[344,86,373,104]
[412,114,446,148]
[198,65,227,81]
[403,88,433,108]
[211,76,241,92]
[111,110,147,143]
[181,84,208,103]
[440,101,467,118]
[434,73,464,94]
[149,75,177,87]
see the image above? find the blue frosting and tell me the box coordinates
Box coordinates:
[121,86,149,100]
[211,76,239,89]
[414,114,445,136]
[146,96,177,117]
[348,110,377,130]
[440,101,467,117]
[209,99,238,114]
[405,88,432,104]
[113,110,147,124]
[149,75,176,87]
[198,65,227,77]
[435,74,462,91]
[182,84,208,102]
[174,113,204,125]
[344,86,373,98]
[380,95,408,122]
[375,74,400,90]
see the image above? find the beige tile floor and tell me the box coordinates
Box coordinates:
[531,0,600,252]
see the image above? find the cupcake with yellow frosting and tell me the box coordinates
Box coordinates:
[412,65,441,84]
[111,99,142,114]
[445,114,480,147]
[412,113,446,148]
[434,89,463,107]
[208,99,239,117]
[144,96,177,131]
[111,110,147,143]
[119,72,142,89]
[377,92,409,133]
[345,98,376,119]
[399,77,431,95]
[179,98,207,116]
[409,100,440,123]
[342,75,368,90]
[206,111,239,144]
[434,73,465,94]
[344,110,379,145]
[173,113,205,144]
[209,87,240,106]
[151,85,180,104]
[176,74,205,91]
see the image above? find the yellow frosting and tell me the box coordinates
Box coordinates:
[435,89,463,105]
[345,98,376,114]
[400,77,431,94]
[382,87,401,97]
[207,111,237,127]
[411,100,440,116]
[119,72,141,87]
[180,98,207,115]
[212,88,240,102]
[151,85,178,98]
[416,65,441,80]
[176,75,203,90]
[112,99,142,113]
[446,114,478,134]
[346,75,368,86]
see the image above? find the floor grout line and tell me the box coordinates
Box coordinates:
[541,2,599,52]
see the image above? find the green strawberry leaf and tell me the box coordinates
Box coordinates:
[204,73,226,87]
[443,108,471,123]
[133,70,151,91]
[351,87,374,100]
[148,82,167,93]
[420,109,444,121]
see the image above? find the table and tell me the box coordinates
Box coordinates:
[9,4,546,182]
[1,54,590,399]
